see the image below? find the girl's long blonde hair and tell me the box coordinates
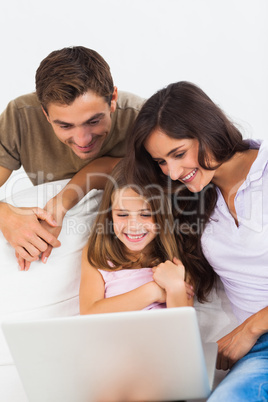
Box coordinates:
[87,160,179,270]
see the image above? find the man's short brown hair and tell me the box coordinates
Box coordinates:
[35,46,114,111]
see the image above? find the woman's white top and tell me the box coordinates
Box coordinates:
[202,140,268,324]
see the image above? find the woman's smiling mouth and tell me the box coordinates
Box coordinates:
[180,168,198,183]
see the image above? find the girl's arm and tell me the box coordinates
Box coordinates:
[216,306,268,370]
[79,246,166,315]
[152,258,194,308]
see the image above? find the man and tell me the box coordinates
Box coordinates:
[0,46,144,269]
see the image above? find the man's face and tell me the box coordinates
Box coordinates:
[44,88,117,160]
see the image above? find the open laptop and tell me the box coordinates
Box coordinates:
[2,307,217,402]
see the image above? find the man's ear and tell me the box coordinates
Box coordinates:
[41,106,51,123]
[110,86,118,113]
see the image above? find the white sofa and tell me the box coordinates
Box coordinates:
[0,176,237,402]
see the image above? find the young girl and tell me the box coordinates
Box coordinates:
[79,161,194,314]
[127,81,268,401]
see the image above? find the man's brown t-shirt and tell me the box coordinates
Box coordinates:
[0,91,144,185]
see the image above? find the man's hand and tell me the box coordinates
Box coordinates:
[16,222,62,270]
[0,203,61,266]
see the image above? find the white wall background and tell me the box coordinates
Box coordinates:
[1,0,267,139]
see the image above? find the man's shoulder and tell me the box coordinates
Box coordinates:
[117,90,145,112]
[12,92,40,109]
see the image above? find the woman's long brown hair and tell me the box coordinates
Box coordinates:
[127,81,250,302]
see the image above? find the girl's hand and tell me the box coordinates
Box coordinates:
[152,258,194,302]
[152,258,186,290]
[151,281,167,303]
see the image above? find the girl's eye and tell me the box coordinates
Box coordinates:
[141,214,152,218]
[117,214,128,217]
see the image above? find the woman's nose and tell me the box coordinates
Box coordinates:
[168,162,181,181]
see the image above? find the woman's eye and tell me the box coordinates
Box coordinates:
[175,152,185,158]
[117,214,128,217]
[141,214,152,218]
[157,160,166,166]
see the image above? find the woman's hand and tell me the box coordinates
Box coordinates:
[217,307,268,370]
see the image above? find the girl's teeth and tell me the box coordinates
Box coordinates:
[127,234,145,239]
[182,169,197,181]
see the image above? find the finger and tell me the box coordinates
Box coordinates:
[16,246,40,262]
[35,226,61,248]
[16,253,26,271]
[20,237,47,259]
[24,260,32,271]
[32,208,58,226]
[22,232,51,255]
[41,245,53,264]
[220,356,230,371]
[216,354,222,370]
[173,257,181,265]
[185,284,195,297]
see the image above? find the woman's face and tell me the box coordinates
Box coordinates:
[144,129,215,193]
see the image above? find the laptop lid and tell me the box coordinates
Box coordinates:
[2,307,217,402]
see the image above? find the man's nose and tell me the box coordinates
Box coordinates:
[74,126,93,146]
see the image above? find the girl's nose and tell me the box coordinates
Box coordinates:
[128,216,142,230]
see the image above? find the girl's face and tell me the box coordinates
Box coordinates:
[144,129,216,193]
[112,188,158,255]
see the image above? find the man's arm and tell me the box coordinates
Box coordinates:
[17,156,121,270]
[0,166,61,267]
[0,166,12,187]
[44,156,121,224]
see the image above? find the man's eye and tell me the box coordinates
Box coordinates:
[89,120,100,126]
[60,125,71,129]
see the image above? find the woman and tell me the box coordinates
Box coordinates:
[127,81,268,401]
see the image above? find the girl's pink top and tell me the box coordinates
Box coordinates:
[98,267,166,310]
